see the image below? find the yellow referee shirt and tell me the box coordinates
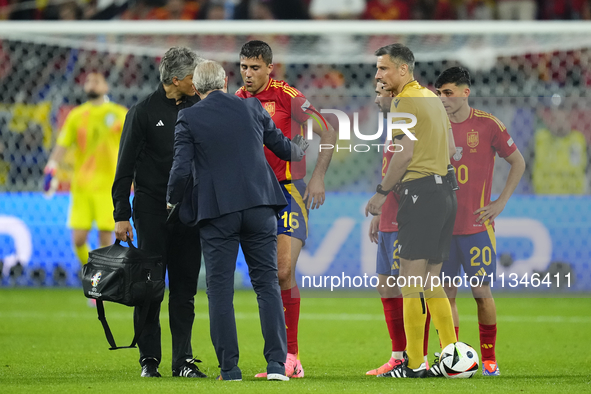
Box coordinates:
[390,80,451,182]
[57,101,127,193]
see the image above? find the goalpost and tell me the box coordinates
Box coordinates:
[0,21,589,286]
[0,20,588,181]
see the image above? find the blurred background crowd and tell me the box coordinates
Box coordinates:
[1,0,590,21]
[0,4,589,286]
[0,0,589,195]
[0,46,588,196]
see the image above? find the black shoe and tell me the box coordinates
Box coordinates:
[427,353,444,378]
[378,362,427,378]
[172,358,207,378]
[141,358,162,378]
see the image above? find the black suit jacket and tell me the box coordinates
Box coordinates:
[167,90,304,225]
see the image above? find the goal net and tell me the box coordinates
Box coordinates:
[0,21,589,290]
[0,21,589,192]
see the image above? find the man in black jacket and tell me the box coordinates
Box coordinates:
[167,60,307,381]
[111,47,206,379]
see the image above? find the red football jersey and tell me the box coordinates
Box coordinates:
[451,108,517,235]
[379,143,399,233]
[236,78,313,182]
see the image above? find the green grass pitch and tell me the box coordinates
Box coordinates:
[1,288,590,393]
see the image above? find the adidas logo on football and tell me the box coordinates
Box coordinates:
[156,120,164,126]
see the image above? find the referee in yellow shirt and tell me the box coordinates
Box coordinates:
[365,44,457,378]
[45,73,127,266]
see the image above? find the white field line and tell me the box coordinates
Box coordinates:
[1,311,590,324]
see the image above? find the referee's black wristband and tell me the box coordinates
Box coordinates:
[376,184,391,196]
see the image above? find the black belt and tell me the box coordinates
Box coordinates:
[402,174,447,187]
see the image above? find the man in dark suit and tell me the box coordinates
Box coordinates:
[167,60,307,382]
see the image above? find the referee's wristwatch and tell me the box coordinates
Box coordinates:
[376,184,391,196]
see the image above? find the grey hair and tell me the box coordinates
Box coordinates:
[159,47,201,85]
[192,60,226,95]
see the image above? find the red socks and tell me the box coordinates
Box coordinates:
[382,298,431,357]
[479,323,497,361]
[281,286,301,355]
[381,297,406,352]
[455,326,460,341]
[423,310,431,357]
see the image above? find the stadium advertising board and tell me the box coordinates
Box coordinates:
[0,193,589,293]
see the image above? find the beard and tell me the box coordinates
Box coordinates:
[86,91,101,100]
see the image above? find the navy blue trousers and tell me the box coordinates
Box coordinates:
[199,206,287,372]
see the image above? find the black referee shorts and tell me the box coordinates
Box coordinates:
[396,174,457,262]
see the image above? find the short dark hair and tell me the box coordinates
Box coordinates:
[374,44,415,73]
[435,67,471,88]
[239,40,273,65]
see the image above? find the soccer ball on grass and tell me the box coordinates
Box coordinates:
[439,341,479,378]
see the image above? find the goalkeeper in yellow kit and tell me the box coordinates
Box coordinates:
[44,73,127,265]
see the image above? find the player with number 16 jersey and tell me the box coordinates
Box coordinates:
[236,40,336,378]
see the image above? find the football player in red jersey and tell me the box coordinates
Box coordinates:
[435,67,525,376]
[236,40,336,378]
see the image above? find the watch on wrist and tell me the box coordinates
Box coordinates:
[376,184,390,196]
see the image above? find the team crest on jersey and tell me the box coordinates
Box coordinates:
[263,102,276,117]
[453,147,463,161]
[467,131,479,148]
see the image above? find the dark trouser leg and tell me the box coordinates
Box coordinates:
[240,206,287,365]
[167,221,201,370]
[199,213,241,372]
[133,211,168,366]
